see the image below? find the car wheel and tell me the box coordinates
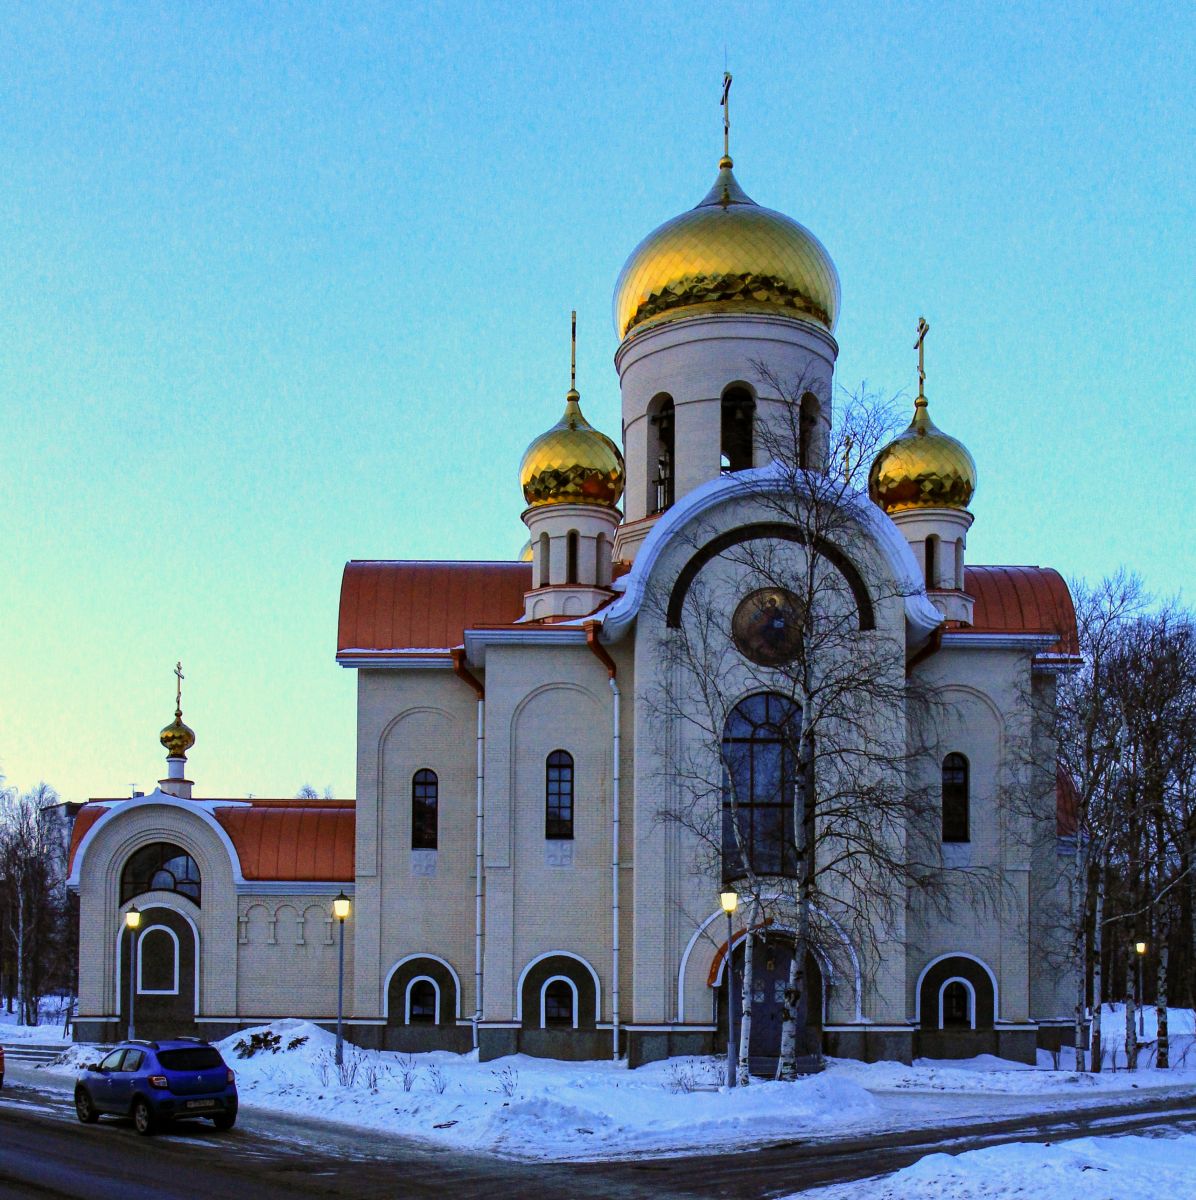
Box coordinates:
[75,1088,100,1124]
[211,1113,236,1131]
[131,1097,157,1136]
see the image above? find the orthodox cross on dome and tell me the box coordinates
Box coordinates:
[174,660,185,715]
[721,71,733,164]
[914,316,930,402]
[570,309,577,393]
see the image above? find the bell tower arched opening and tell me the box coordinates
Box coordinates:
[721,387,756,474]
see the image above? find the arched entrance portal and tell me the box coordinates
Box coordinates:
[717,933,823,1074]
[118,906,197,1040]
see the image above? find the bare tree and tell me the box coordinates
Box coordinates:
[643,375,1001,1082]
[0,781,72,1026]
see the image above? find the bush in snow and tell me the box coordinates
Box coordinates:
[396,1055,418,1092]
[233,1030,282,1058]
[286,1036,308,1052]
[490,1065,519,1097]
[425,1063,448,1094]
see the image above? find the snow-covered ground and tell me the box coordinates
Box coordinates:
[798,1132,1196,1199]
[0,1000,73,1042]
[14,1006,1196,1161]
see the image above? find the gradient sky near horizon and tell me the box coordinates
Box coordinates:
[2,2,1194,804]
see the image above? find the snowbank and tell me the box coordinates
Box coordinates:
[212,1021,879,1159]
[798,1133,1196,1199]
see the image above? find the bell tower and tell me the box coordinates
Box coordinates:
[609,78,841,560]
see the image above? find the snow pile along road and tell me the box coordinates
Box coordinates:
[212,1021,879,1159]
[798,1132,1196,1199]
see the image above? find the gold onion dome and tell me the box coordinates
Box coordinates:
[868,395,977,514]
[160,707,196,759]
[520,390,625,509]
[612,156,840,340]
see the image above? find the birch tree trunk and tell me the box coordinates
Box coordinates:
[1073,837,1087,1070]
[1125,943,1138,1071]
[1157,937,1169,1069]
[778,948,800,1081]
[736,896,757,1087]
[1091,877,1104,1072]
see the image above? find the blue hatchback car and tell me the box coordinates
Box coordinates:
[75,1038,238,1135]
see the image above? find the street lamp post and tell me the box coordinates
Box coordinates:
[124,906,141,1041]
[720,889,739,1089]
[333,891,351,1066]
[1135,941,1146,1039]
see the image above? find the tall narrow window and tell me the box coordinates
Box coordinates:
[721,387,755,473]
[651,395,675,512]
[566,531,579,585]
[537,532,550,588]
[722,693,802,879]
[546,750,574,839]
[941,753,969,843]
[799,393,820,470]
[596,533,612,587]
[925,535,939,590]
[955,538,964,590]
[412,769,439,850]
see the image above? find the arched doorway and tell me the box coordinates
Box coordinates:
[118,906,197,1040]
[717,933,823,1073]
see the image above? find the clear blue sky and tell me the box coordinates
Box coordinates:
[2,1,1193,803]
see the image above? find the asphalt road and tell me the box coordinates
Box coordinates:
[1,1074,1195,1199]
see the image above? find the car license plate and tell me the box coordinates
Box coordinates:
[185,1100,217,1109]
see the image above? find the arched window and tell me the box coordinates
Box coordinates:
[406,977,439,1023]
[722,693,803,879]
[721,387,755,473]
[650,395,675,512]
[925,535,939,590]
[566,530,579,585]
[942,753,969,843]
[954,538,964,590]
[541,977,577,1027]
[545,750,574,839]
[121,843,201,906]
[412,769,438,850]
[799,393,821,470]
[537,531,550,588]
[940,978,974,1028]
[596,533,612,587]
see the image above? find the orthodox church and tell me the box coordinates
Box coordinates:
[69,104,1080,1067]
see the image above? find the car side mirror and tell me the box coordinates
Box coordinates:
[84,1062,99,1071]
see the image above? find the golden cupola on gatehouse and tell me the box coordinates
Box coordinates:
[612,144,840,341]
[158,661,196,800]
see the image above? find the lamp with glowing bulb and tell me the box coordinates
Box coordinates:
[124,906,141,1040]
[333,891,351,1065]
[720,889,739,1087]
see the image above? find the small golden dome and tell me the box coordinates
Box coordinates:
[160,708,196,759]
[868,396,977,514]
[520,391,625,509]
[613,158,840,340]
[518,539,534,562]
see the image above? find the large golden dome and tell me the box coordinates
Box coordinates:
[160,708,196,759]
[868,396,977,514]
[613,157,840,340]
[520,391,625,509]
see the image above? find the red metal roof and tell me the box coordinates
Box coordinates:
[215,802,355,882]
[69,798,355,883]
[337,561,531,658]
[964,566,1079,656]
